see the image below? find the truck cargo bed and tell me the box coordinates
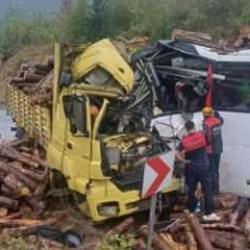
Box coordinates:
[7,84,51,149]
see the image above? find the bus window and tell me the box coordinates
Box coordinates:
[213,81,250,112]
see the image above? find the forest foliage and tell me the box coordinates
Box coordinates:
[2,0,250,57]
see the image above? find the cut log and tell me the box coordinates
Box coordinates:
[1,185,14,197]
[106,217,134,237]
[34,170,49,196]
[3,173,31,196]
[17,70,25,78]
[205,229,246,250]
[20,152,49,169]
[184,211,214,250]
[0,196,18,210]
[34,63,52,73]
[0,163,37,190]
[134,239,146,250]
[139,226,170,250]
[24,198,46,215]
[230,197,249,225]
[24,72,43,83]
[0,146,39,168]
[6,138,29,148]
[0,217,56,228]
[10,77,26,84]
[171,29,212,43]
[160,233,186,250]
[20,64,30,71]
[201,223,244,234]
[10,161,47,182]
[214,195,238,210]
[183,225,198,250]
[47,56,54,68]
[0,208,8,217]
[19,146,33,153]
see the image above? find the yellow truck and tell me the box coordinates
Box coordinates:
[6,39,180,222]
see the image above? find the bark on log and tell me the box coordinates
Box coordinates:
[20,152,48,169]
[34,63,52,73]
[230,198,249,225]
[0,217,56,228]
[214,193,238,210]
[24,198,46,215]
[202,224,244,234]
[1,184,13,197]
[10,77,26,84]
[24,72,43,83]
[183,225,198,250]
[0,146,39,168]
[6,138,29,148]
[0,163,37,190]
[0,196,18,210]
[0,208,8,217]
[17,70,25,78]
[3,173,29,195]
[139,226,170,250]
[205,230,245,250]
[19,146,33,153]
[34,169,49,196]
[160,233,186,250]
[20,64,30,71]
[10,161,47,183]
[184,211,214,250]
[134,239,146,250]
[47,56,54,68]
[106,217,134,237]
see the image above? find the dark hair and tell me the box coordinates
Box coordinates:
[185,120,195,131]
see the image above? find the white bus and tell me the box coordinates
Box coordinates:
[136,40,250,197]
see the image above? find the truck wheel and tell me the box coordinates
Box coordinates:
[15,127,25,140]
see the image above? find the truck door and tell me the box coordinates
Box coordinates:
[63,95,91,194]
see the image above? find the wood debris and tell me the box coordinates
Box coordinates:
[105,193,250,250]
[9,57,54,107]
[0,139,49,217]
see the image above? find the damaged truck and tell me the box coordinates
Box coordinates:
[6,36,250,221]
[7,39,180,222]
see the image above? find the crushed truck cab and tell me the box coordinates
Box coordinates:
[7,39,180,221]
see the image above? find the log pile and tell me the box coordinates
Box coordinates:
[105,193,250,250]
[0,138,49,217]
[9,57,54,107]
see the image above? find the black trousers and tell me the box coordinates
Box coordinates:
[209,154,221,194]
[186,164,214,215]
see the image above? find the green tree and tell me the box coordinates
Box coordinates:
[63,0,88,42]
[0,7,56,57]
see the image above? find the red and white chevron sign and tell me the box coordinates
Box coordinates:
[141,151,175,198]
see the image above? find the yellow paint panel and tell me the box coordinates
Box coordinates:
[72,39,134,94]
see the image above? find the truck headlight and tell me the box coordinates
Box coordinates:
[98,202,119,217]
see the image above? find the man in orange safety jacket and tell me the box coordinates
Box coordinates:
[202,107,224,195]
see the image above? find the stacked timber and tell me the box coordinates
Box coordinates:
[0,138,49,217]
[9,57,54,107]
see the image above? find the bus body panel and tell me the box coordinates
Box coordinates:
[152,111,250,197]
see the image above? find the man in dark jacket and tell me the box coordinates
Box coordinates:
[176,120,220,221]
[202,107,224,194]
